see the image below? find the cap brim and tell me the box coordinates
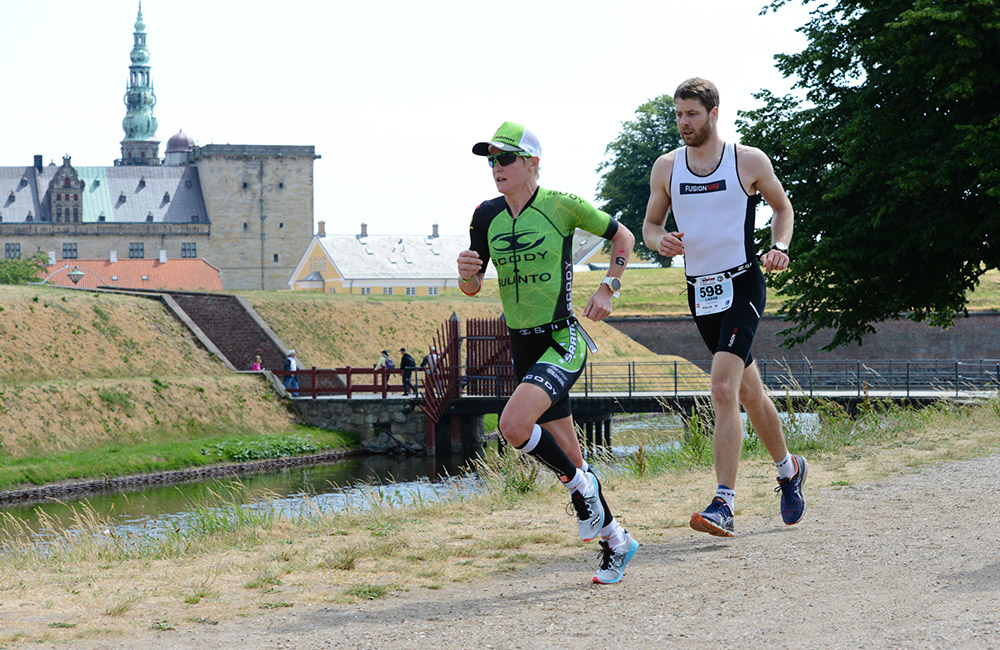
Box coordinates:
[472,141,523,156]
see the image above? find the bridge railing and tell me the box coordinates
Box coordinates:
[573,358,1000,398]
[283,359,1000,400]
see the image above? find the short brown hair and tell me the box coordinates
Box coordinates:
[674,78,719,111]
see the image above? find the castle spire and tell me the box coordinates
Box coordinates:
[120,2,160,165]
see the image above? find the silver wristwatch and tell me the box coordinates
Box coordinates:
[600,276,621,298]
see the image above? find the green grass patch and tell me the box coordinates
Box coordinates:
[0,426,354,490]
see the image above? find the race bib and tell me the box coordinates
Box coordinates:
[693,274,734,316]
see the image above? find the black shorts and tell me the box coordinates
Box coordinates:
[686,264,766,366]
[509,322,588,423]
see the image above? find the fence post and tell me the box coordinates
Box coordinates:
[906,361,910,398]
[809,365,813,398]
[346,367,353,399]
[674,360,678,397]
[857,360,861,397]
[382,367,388,399]
[585,363,590,397]
[955,361,959,398]
[630,361,635,397]
[311,366,318,399]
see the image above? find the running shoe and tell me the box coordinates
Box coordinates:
[571,472,605,542]
[593,533,639,584]
[775,454,808,525]
[689,497,735,537]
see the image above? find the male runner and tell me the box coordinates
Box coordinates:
[643,78,807,536]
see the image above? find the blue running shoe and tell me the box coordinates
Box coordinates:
[689,497,735,537]
[775,454,808,525]
[571,472,605,542]
[593,533,638,584]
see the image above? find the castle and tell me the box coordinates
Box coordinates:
[0,4,318,290]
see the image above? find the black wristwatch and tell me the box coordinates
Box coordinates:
[771,242,789,254]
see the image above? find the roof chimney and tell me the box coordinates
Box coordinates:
[317,220,326,237]
[159,249,167,263]
[360,222,368,237]
[432,223,439,238]
[110,250,117,263]
[34,155,43,172]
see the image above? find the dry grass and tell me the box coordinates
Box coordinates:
[0,401,998,645]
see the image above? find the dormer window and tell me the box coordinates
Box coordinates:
[64,178,70,187]
[8,191,14,202]
[19,177,27,187]
[93,179,100,187]
[118,192,126,203]
[98,215,106,222]
[146,213,153,223]
[192,214,199,222]
[26,211,33,222]
[138,177,146,189]
[163,191,170,203]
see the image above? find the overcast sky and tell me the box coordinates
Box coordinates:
[1,0,812,238]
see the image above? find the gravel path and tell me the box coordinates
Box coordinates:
[70,453,1000,649]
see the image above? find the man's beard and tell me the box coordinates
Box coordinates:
[684,120,713,148]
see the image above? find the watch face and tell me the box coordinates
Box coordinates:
[611,277,621,291]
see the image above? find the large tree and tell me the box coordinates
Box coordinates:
[596,95,682,265]
[0,252,47,284]
[739,0,1000,349]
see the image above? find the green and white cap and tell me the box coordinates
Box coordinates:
[472,121,542,157]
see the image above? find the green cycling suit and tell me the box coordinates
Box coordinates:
[468,187,619,421]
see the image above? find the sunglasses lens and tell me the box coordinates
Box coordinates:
[488,153,519,168]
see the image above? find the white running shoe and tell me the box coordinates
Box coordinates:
[593,533,639,584]
[570,472,605,542]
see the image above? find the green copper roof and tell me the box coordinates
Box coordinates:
[123,2,157,142]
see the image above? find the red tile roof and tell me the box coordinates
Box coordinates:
[42,258,223,291]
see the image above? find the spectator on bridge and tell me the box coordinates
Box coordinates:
[420,346,439,371]
[457,121,638,584]
[643,77,807,538]
[374,350,392,371]
[251,355,262,371]
[400,348,417,396]
[282,349,299,395]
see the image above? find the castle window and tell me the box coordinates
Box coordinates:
[93,179,100,187]
[181,242,196,258]
[138,177,145,189]
[119,192,126,203]
[73,208,79,221]
[57,207,62,219]
[26,212,33,222]
[74,194,78,200]
[62,243,77,259]
[140,152,145,159]
[273,254,279,263]
[243,223,248,230]
[8,191,14,201]
[64,178,70,187]
[98,215,106,222]
[19,177,27,187]
[129,243,144,259]
[4,243,20,259]
[192,214,199,222]
[278,182,284,189]
[163,191,170,202]
[146,213,153,222]
[279,222,284,229]
[57,194,62,200]
[242,182,248,189]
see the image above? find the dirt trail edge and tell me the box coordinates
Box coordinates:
[64,453,1000,650]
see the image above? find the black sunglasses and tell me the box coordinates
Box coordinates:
[487,153,523,168]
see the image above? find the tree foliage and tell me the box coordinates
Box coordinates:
[596,95,682,265]
[739,0,1000,349]
[0,252,48,284]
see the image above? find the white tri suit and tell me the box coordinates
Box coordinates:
[672,143,765,366]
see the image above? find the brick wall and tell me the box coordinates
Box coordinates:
[605,312,1000,361]
[169,293,285,371]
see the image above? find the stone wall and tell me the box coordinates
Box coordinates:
[191,145,317,290]
[289,398,485,455]
[605,312,1000,361]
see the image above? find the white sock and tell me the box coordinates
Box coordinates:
[579,460,590,474]
[775,453,796,480]
[563,468,588,494]
[601,518,627,548]
[715,486,735,512]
